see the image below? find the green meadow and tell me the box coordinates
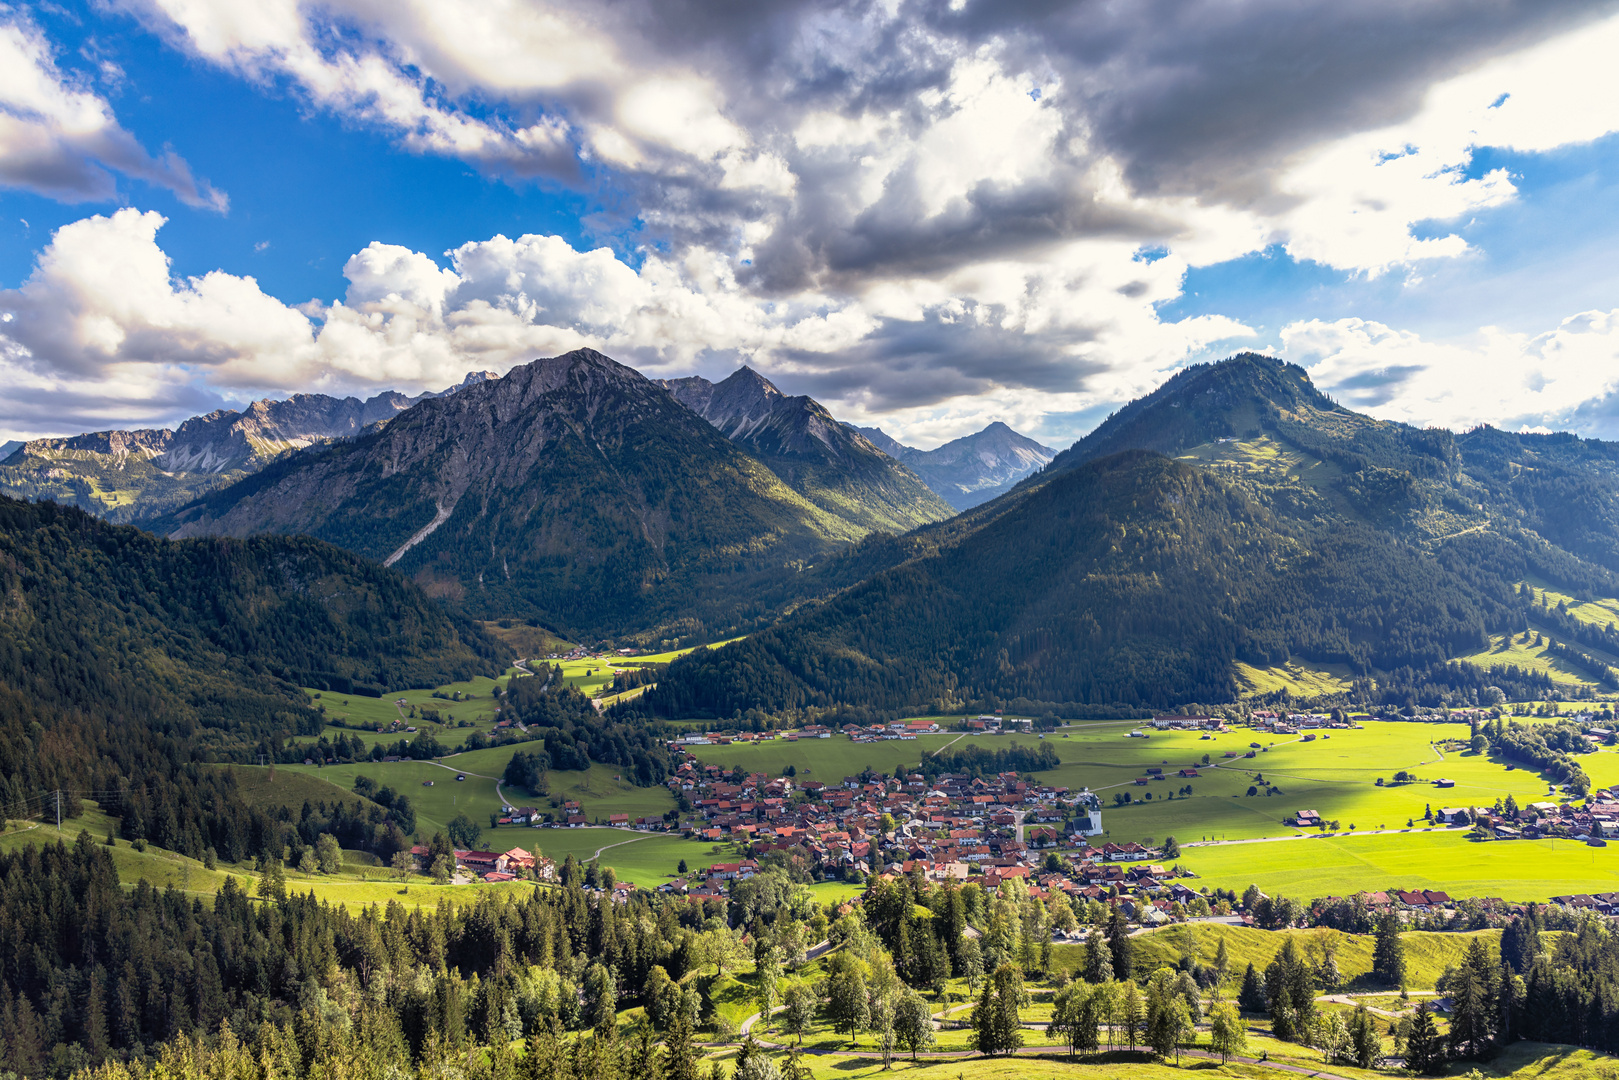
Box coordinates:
[1176,829,1619,902]
[276,760,501,835]
[290,671,518,751]
[514,828,734,887]
[687,730,969,779]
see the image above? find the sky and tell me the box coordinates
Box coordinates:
[2,2,1619,449]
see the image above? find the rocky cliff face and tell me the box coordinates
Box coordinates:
[660,367,955,533]
[849,421,1058,510]
[159,350,875,640]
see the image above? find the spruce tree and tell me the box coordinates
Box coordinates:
[1348,1003,1379,1068]
[1083,927,1113,983]
[1405,1002,1444,1074]
[1106,904,1134,981]
[1373,912,1406,987]
[1238,962,1267,1013]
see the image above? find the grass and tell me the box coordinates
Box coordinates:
[797,1057,1275,1080]
[1232,660,1355,699]
[273,761,503,836]
[291,672,518,750]
[225,762,379,816]
[688,731,969,780]
[0,802,535,911]
[0,806,237,899]
[1459,633,1605,687]
[1524,580,1619,632]
[774,1042,1618,1080]
[442,747,679,820]
[479,621,574,658]
[1175,435,1342,486]
[1176,829,1619,902]
[508,827,734,887]
[551,637,744,698]
[618,637,745,666]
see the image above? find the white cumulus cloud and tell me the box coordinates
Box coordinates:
[0,10,224,208]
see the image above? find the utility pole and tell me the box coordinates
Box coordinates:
[55,789,61,829]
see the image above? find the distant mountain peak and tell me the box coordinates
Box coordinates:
[844,421,1058,510]
[657,367,954,532]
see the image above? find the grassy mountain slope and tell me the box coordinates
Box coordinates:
[640,355,1619,716]
[158,350,888,643]
[660,367,955,533]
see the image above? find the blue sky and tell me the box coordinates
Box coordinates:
[1,1,1617,447]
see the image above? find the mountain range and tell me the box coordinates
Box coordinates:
[635,353,1619,716]
[153,349,951,643]
[0,372,499,522]
[850,421,1057,509]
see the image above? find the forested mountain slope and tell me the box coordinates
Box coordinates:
[157,350,900,643]
[0,494,501,852]
[639,355,1619,717]
[659,366,954,533]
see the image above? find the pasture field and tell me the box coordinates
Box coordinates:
[443,748,679,820]
[0,805,237,898]
[557,656,619,696]
[1460,633,1605,687]
[1176,830,1619,902]
[777,1041,1615,1080]
[1577,746,1619,790]
[553,637,744,698]
[291,671,517,750]
[478,621,573,659]
[688,731,969,779]
[1525,579,1619,630]
[274,760,503,835]
[0,801,537,911]
[616,636,745,666]
[487,826,733,887]
[225,762,378,816]
[1232,659,1355,698]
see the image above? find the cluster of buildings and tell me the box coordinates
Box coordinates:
[1439,788,1619,843]
[675,719,947,747]
[407,844,556,882]
[662,751,1106,884]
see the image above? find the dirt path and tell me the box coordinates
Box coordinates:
[589,834,652,862]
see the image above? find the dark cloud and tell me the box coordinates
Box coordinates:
[577,0,1614,290]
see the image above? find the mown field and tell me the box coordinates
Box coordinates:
[1176,829,1619,902]
[687,730,971,779]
